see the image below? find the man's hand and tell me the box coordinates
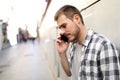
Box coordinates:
[55,36,69,54]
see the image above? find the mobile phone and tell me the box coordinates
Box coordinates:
[61,35,68,42]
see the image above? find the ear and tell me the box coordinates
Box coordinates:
[73,14,80,24]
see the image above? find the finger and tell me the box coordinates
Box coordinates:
[56,39,62,43]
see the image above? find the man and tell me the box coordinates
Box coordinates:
[54,5,120,80]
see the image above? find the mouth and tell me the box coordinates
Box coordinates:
[66,34,71,38]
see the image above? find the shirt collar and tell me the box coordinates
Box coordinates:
[69,29,94,58]
[82,29,94,47]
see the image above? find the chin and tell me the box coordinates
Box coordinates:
[69,38,75,42]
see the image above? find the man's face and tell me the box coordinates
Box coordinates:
[57,14,80,42]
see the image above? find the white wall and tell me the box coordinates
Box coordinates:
[81,0,120,49]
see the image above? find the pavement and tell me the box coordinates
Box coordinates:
[0,40,58,80]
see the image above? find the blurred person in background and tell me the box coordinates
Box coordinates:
[17,27,28,43]
[54,5,120,80]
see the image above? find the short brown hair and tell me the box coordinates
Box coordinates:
[54,5,84,25]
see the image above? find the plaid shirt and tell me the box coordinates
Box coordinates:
[69,29,120,80]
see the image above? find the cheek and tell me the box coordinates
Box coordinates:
[71,25,79,34]
[67,21,79,34]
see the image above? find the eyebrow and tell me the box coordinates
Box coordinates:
[59,23,66,29]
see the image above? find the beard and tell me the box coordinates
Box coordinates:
[69,25,80,42]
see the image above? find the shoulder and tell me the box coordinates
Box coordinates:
[89,29,117,50]
[93,31,110,44]
[92,30,118,53]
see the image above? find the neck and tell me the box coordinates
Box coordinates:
[77,26,88,45]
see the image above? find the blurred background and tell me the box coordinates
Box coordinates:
[0,0,120,80]
[0,0,47,48]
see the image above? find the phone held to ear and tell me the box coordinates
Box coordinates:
[60,35,68,42]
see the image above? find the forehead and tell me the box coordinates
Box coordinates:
[57,14,68,26]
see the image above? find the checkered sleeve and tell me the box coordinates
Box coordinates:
[99,42,120,80]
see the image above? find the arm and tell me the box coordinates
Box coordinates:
[99,43,120,80]
[59,52,71,76]
[55,37,71,76]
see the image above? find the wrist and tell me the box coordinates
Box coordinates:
[59,52,67,58]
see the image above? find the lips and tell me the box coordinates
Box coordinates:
[66,34,70,38]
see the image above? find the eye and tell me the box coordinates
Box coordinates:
[59,23,66,29]
[62,23,66,28]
